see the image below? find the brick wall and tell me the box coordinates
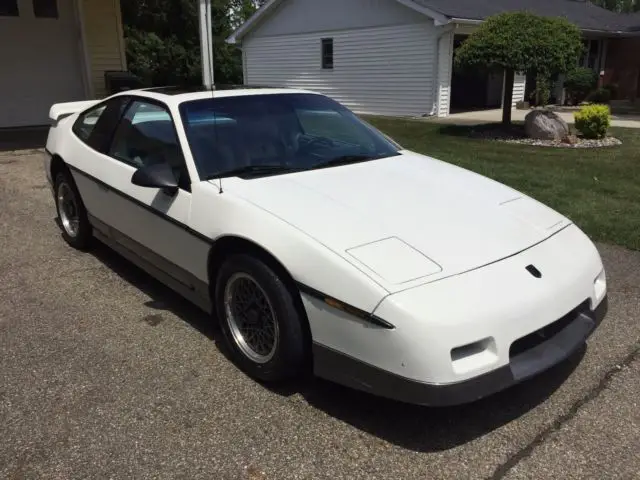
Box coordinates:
[604,38,640,101]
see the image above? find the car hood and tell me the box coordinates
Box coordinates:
[221,151,570,291]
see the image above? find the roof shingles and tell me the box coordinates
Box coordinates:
[412,0,640,32]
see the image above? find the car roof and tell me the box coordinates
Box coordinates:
[111,85,321,106]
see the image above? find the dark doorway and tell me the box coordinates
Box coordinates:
[450,35,503,113]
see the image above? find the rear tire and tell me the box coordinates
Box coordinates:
[215,254,307,382]
[54,169,92,250]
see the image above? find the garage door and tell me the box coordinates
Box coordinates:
[0,0,86,128]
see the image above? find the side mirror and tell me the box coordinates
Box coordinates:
[131,162,179,195]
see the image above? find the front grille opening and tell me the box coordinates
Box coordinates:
[451,338,492,362]
[509,300,589,359]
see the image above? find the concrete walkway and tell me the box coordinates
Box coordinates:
[432,108,640,129]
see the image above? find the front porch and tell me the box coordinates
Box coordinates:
[446,25,638,115]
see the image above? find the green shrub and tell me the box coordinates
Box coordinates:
[603,83,618,99]
[529,75,551,106]
[565,67,597,104]
[587,87,612,104]
[574,104,611,139]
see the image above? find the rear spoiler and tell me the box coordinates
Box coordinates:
[49,100,101,123]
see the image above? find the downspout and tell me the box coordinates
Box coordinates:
[429,23,455,116]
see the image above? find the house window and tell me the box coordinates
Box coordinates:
[580,39,601,71]
[321,38,334,70]
[33,0,58,18]
[0,0,19,16]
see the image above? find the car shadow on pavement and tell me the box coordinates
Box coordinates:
[89,241,220,341]
[88,239,584,453]
[286,347,584,453]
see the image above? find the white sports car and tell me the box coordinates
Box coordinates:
[44,86,608,406]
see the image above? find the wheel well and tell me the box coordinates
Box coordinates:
[50,154,67,181]
[208,236,313,359]
[208,236,301,300]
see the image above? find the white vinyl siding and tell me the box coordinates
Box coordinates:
[512,72,527,106]
[436,31,453,117]
[249,0,425,37]
[243,23,436,117]
[82,0,127,97]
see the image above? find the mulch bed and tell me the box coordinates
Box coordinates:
[500,136,622,148]
[440,123,622,148]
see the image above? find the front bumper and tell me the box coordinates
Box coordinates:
[313,295,608,406]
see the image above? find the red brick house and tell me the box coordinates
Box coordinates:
[604,13,640,101]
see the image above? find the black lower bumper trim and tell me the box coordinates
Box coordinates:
[313,295,608,407]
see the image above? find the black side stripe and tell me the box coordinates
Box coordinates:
[296,282,395,330]
[66,164,213,245]
[67,164,394,329]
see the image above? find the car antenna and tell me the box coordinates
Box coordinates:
[203,0,223,194]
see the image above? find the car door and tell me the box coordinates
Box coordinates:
[91,98,211,296]
[66,96,130,223]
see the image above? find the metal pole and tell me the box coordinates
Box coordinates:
[198,0,214,88]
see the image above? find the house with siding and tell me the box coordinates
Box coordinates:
[0,0,127,128]
[0,0,220,130]
[228,0,640,117]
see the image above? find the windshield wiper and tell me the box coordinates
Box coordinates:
[313,154,380,169]
[207,165,299,179]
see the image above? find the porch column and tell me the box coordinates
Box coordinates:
[198,0,214,88]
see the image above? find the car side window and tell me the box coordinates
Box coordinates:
[73,97,129,153]
[108,100,191,191]
[72,104,107,143]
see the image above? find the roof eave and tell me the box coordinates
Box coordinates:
[227,0,283,44]
[450,17,483,25]
[581,28,640,36]
[449,17,640,36]
[227,0,453,44]
[394,0,450,25]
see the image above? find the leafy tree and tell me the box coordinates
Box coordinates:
[121,0,265,87]
[454,12,584,124]
[592,0,640,13]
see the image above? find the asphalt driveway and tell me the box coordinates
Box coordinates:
[1,151,638,480]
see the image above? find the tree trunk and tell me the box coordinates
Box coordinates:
[503,69,515,125]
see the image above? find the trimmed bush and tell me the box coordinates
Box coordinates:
[574,104,611,139]
[587,87,612,104]
[565,67,597,105]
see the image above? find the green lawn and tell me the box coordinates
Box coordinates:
[366,117,640,251]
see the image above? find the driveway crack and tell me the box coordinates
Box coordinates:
[489,344,640,479]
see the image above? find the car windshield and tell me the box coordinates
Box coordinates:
[178,93,401,179]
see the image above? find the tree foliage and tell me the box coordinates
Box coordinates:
[121,0,266,87]
[592,0,640,13]
[454,12,584,78]
[454,12,584,124]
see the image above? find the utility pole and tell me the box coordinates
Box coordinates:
[198,0,214,88]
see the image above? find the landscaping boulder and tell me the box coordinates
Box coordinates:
[524,110,570,141]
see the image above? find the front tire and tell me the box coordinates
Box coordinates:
[54,169,92,250]
[215,254,307,382]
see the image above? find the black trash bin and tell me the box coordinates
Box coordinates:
[104,71,143,95]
